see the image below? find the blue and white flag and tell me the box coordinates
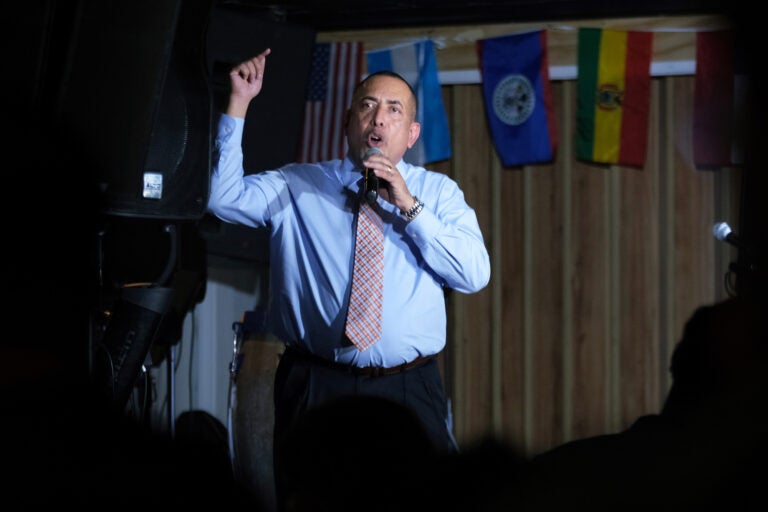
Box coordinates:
[478,30,558,166]
[366,39,451,165]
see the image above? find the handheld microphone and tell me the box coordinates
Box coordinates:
[362,147,382,204]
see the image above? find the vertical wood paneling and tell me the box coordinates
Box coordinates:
[558,82,574,441]
[672,76,718,342]
[616,79,662,428]
[566,81,613,441]
[449,84,494,444]
[498,119,527,449]
[608,172,622,427]
[490,156,504,435]
[527,162,565,453]
[659,78,677,400]
[442,74,738,455]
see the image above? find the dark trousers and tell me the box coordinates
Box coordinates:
[271,347,458,509]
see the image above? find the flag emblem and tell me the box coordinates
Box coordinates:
[597,83,622,110]
[492,74,535,126]
[576,28,652,166]
[478,30,557,166]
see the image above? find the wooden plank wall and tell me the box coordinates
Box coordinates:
[435,76,741,456]
[321,14,742,456]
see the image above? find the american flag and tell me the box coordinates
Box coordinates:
[297,41,364,163]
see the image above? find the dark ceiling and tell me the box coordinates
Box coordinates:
[217,0,733,32]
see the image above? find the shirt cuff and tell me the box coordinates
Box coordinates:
[217,113,245,147]
[403,206,439,246]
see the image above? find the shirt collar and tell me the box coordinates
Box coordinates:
[339,156,361,190]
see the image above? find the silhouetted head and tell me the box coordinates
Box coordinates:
[663,297,767,420]
[276,394,438,512]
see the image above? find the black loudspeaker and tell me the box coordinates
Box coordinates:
[206,5,316,173]
[56,0,214,220]
[93,285,175,410]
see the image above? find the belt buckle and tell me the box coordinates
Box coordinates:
[369,366,386,377]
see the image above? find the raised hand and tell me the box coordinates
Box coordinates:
[226,48,272,118]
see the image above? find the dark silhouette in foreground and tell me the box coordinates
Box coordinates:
[519,297,767,510]
[275,394,439,512]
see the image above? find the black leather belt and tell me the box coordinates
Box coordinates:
[283,346,436,377]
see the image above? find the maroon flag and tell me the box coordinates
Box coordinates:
[693,30,747,167]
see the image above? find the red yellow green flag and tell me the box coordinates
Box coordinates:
[576,28,653,166]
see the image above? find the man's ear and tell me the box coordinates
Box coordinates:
[407,121,421,149]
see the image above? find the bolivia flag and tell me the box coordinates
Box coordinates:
[576,28,653,167]
[478,30,558,167]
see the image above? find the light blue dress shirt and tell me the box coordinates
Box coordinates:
[208,114,490,367]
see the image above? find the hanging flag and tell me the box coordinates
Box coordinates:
[693,29,747,167]
[576,28,653,166]
[297,41,364,163]
[366,39,451,165]
[478,30,558,167]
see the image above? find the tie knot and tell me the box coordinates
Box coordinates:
[358,201,382,232]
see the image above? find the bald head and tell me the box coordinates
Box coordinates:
[354,70,418,121]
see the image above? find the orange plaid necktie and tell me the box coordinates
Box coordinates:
[344,200,384,351]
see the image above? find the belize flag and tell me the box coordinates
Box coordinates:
[478,30,558,167]
[576,28,653,167]
[366,39,452,165]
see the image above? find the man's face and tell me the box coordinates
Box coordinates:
[345,74,420,166]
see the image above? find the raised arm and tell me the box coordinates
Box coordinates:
[207,48,279,228]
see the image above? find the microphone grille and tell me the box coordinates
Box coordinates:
[713,222,732,241]
[363,147,383,159]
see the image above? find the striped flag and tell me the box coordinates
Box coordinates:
[297,41,364,163]
[366,39,451,165]
[478,30,558,167]
[693,29,746,167]
[576,28,653,166]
